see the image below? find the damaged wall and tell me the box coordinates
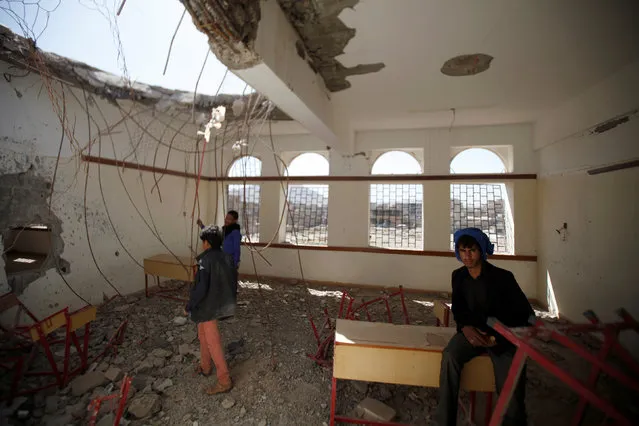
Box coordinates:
[0,60,209,316]
[536,60,639,357]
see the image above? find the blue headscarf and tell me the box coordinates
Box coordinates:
[453,228,494,261]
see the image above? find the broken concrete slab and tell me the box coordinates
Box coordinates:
[350,381,369,394]
[153,378,174,393]
[128,393,162,419]
[151,348,172,358]
[71,372,108,397]
[355,398,396,422]
[96,413,114,426]
[221,397,236,409]
[44,395,59,414]
[104,366,123,382]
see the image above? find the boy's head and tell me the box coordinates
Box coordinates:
[224,210,239,227]
[456,235,482,269]
[453,227,494,268]
[200,225,223,250]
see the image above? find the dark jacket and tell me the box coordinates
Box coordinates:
[451,261,534,353]
[222,223,242,268]
[186,248,238,323]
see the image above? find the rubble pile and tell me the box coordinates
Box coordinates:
[1,278,633,425]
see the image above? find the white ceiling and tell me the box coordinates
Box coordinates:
[333,0,639,128]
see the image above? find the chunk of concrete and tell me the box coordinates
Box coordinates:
[355,398,396,422]
[104,366,123,382]
[128,393,162,419]
[96,413,114,426]
[44,395,59,414]
[151,348,172,358]
[71,372,108,397]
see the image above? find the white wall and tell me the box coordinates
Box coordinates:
[536,61,639,355]
[217,125,539,297]
[0,63,206,316]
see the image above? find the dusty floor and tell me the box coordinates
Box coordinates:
[1,277,637,425]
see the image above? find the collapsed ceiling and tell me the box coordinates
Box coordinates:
[180,0,385,92]
[0,25,290,122]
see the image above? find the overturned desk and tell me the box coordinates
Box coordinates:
[143,254,196,301]
[331,319,495,425]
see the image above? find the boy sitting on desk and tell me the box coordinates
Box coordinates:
[434,228,534,426]
[186,224,237,395]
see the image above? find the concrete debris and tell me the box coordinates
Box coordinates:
[350,380,369,394]
[71,372,108,397]
[221,397,236,409]
[128,393,162,419]
[44,395,59,414]
[104,366,123,382]
[0,277,626,425]
[151,348,173,358]
[96,413,114,426]
[153,378,174,393]
[173,316,188,326]
[355,398,396,422]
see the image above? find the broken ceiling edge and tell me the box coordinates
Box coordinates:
[0,25,290,121]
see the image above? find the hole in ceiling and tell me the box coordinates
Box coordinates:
[441,54,493,77]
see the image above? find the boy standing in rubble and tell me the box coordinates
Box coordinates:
[186,224,237,395]
[197,210,242,270]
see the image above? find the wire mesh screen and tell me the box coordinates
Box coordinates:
[227,184,260,242]
[285,185,329,246]
[450,183,513,254]
[369,184,423,249]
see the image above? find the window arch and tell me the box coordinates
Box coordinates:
[450,148,506,174]
[372,151,422,175]
[285,153,329,246]
[228,155,262,177]
[449,148,513,254]
[369,151,423,250]
[227,156,261,241]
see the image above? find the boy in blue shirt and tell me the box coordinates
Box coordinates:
[197,210,241,270]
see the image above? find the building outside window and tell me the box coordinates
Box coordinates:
[227,156,261,242]
[284,153,329,246]
[449,148,514,254]
[369,151,423,250]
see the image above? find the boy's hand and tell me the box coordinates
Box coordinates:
[196,218,203,227]
[462,326,493,347]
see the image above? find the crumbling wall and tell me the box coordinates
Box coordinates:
[0,61,209,316]
[0,164,68,295]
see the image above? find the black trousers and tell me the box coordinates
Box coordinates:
[434,332,527,426]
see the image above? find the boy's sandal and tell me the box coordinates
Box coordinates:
[205,381,233,395]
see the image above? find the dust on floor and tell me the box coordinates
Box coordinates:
[1,277,637,425]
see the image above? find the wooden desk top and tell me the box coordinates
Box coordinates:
[144,254,196,266]
[335,319,456,351]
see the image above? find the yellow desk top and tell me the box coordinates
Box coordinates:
[335,319,455,351]
[144,254,196,266]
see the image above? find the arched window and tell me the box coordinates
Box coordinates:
[370,151,423,249]
[285,153,329,246]
[449,148,513,254]
[227,156,261,242]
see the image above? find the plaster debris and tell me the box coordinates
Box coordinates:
[70,372,108,397]
[0,278,633,425]
[128,393,162,419]
[355,397,396,422]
